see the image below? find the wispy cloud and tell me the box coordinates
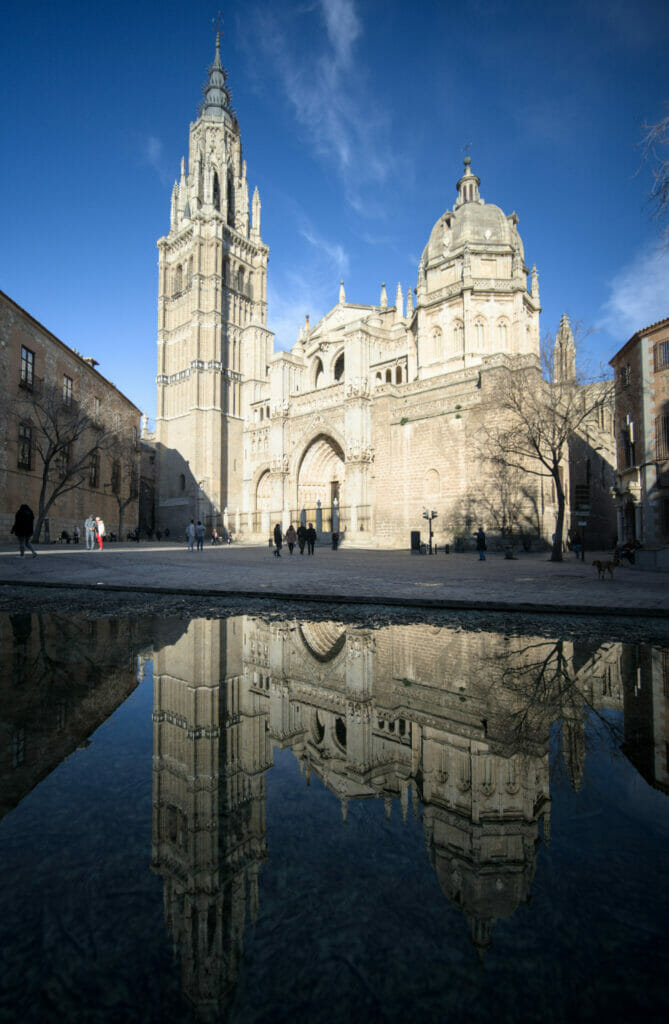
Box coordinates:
[300,226,349,277]
[247,0,400,212]
[598,243,669,339]
[140,135,173,185]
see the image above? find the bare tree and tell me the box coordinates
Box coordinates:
[641,105,669,238]
[106,427,140,538]
[14,379,110,543]
[480,327,613,562]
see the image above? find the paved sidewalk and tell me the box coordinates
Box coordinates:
[0,541,666,617]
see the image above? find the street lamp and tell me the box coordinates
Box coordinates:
[422,507,438,554]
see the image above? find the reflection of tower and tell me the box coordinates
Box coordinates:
[622,644,669,794]
[151,618,271,1015]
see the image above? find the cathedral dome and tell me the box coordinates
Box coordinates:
[421,158,524,267]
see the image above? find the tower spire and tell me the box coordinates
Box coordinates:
[201,29,233,120]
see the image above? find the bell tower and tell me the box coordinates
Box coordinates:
[155,32,273,535]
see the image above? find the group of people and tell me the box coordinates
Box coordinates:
[84,515,106,550]
[272,522,317,557]
[11,506,106,555]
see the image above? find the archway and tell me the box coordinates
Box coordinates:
[297,434,345,511]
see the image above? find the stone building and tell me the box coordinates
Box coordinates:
[0,290,141,543]
[610,316,669,567]
[153,37,566,547]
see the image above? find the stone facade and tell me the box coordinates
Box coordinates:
[610,316,669,564]
[156,40,611,548]
[0,290,141,543]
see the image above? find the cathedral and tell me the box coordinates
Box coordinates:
[153,35,559,547]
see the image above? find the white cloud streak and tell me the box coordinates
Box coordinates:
[140,135,173,185]
[249,0,398,211]
[598,243,669,339]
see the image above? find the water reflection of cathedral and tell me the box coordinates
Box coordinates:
[149,616,669,1015]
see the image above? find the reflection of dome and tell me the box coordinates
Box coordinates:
[421,160,524,268]
[299,622,346,662]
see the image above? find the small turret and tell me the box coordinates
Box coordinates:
[395,282,404,318]
[531,264,540,300]
[339,280,346,305]
[455,155,481,207]
[251,186,261,239]
[380,282,388,308]
[554,313,576,382]
[406,287,414,316]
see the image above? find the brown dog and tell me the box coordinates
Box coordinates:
[592,558,621,580]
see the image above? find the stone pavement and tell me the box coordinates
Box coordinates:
[0,540,666,617]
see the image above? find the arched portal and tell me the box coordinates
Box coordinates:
[297,434,345,510]
[256,470,272,511]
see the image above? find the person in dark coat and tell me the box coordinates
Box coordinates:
[11,504,38,558]
[331,530,340,550]
[475,526,486,561]
[297,523,307,555]
[306,523,317,555]
[273,522,283,557]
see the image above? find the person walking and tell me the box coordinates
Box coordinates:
[196,520,205,551]
[84,514,96,550]
[186,519,195,551]
[273,522,283,557]
[475,526,486,561]
[285,524,297,554]
[73,525,80,544]
[331,530,340,550]
[306,522,317,556]
[95,516,105,550]
[297,523,307,555]
[11,504,37,558]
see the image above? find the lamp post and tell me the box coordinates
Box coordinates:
[422,507,438,554]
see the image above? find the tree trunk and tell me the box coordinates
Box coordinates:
[551,472,565,562]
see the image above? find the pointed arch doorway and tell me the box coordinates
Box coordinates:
[297,434,345,517]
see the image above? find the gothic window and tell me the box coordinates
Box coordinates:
[396,365,403,384]
[187,257,193,288]
[174,264,183,295]
[213,171,221,211]
[179,473,186,492]
[227,172,235,226]
[222,257,228,285]
[314,357,324,388]
[17,422,32,470]
[20,346,34,388]
[453,321,464,353]
[237,267,245,293]
[247,273,253,300]
[385,368,392,383]
[497,320,508,347]
[333,353,344,381]
[430,327,442,361]
[474,319,485,350]
[111,460,120,495]
[375,372,382,386]
[63,375,73,406]
[622,417,636,467]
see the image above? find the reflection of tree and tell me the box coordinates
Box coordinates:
[488,637,624,791]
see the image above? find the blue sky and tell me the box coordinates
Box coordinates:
[1,0,667,420]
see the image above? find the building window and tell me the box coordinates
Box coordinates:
[93,396,101,423]
[57,442,71,477]
[620,364,632,389]
[18,423,32,470]
[89,451,99,488]
[396,365,403,384]
[334,353,344,381]
[20,346,34,388]
[497,320,508,347]
[622,416,636,468]
[213,171,221,211]
[657,415,669,461]
[63,375,73,406]
[179,473,186,491]
[111,460,120,494]
[654,340,669,371]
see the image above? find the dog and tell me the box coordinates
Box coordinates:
[592,557,621,580]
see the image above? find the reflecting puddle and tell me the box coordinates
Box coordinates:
[1,612,668,1022]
